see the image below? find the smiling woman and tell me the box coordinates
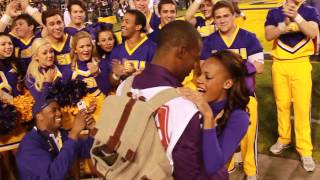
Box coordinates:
[69,31,113,120]
[25,38,64,102]
[0,32,25,180]
[177,50,250,178]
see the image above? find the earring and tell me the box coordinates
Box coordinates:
[224,81,232,89]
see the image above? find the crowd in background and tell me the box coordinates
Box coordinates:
[0,0,198,22]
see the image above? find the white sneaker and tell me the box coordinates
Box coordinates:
[269,141,290,154]
[301,156,315,172]
[247,175,257,180]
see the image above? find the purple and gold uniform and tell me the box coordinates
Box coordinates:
[10,33,40,71]
[25,66,63,102]
[71,60,112,121]
[65,24,97,41]
[0,64,19,97]
[201,27,263,95]
[201,27,264,176]
[71,60,111,96]
[46,33,73,78]
[0,63,23,152]
[110,36,156,69]
[65,22,112,41]
[266,5,319,60]
[195,16,215,38]
[265,3,320,157]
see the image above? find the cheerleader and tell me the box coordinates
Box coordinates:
[96,25,118,62]
[177,50,250,179]
[0,32,24,180]
[96,25,126,90]
[25,38,66,102]
[70,31,112,120]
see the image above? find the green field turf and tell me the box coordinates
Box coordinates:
[257,61,320,162]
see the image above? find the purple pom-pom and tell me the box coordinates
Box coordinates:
[0,101,20,135]
[47,80,88,107]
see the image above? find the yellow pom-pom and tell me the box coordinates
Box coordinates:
[12,91,35,123]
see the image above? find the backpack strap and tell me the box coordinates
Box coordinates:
[106,97,137,153]
[147,88,180,112]
[121,75,135,96]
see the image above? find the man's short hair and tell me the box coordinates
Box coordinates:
[158,0,177,13]
[158,20,201,51]
[212,0,235,16]
[42,9,64,25]
[67,0,87,12]
[126,9,147,33]
[13,14,38,33]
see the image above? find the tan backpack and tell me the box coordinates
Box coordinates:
[91,76,178,180]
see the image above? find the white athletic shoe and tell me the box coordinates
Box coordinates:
[269,141,290,154]
[301,156,316,172]
[246,175,257,180]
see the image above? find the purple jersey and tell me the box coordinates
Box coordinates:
[147,25,161,43]
[64,23,107,41]
[110,36,156,69]
[149,12,161,30]
[195,16,214,28]
[0,64,18,96]
[195,16,215,38]
[25,66,64,102]
[265,3,320,59]
[71,60,112,96]
[201,27,263,95]
[47,33,73,78]
[10,34,40,71]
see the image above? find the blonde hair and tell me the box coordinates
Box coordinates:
[70,31,99,70]
[26,38,52,91]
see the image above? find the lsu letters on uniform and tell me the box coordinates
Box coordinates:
[110,35,156,70]
[46,33,73,78]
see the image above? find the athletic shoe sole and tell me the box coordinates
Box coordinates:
[270,144,290,155]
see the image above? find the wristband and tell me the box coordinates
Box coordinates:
[0,14,12,25]
[294,14,303,24]
[26,6,38,15]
